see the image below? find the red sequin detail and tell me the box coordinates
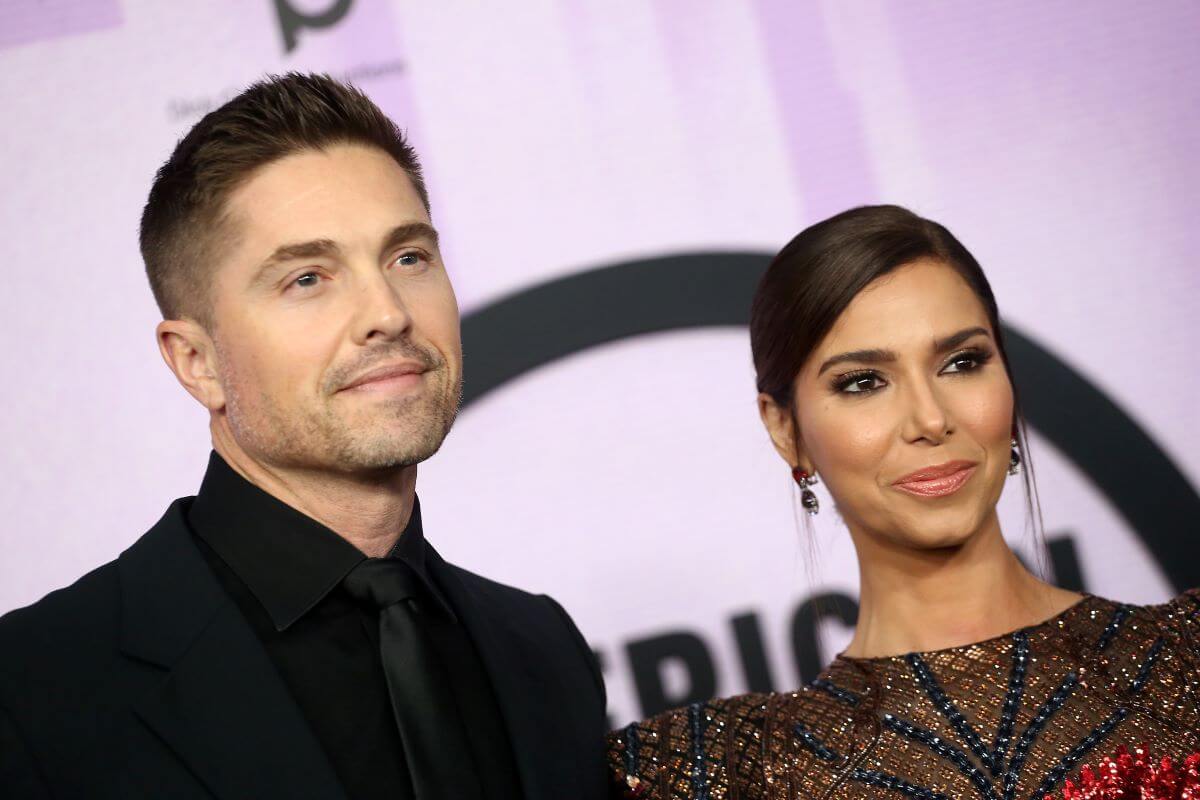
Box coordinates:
[1059,746,1200,799]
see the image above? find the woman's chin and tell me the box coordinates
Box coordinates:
[888,506,992,551]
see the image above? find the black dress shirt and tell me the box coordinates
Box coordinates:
[187,452,522,800]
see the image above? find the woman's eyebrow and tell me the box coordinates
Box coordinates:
[817,348,895,376]
[933,326,991,353]
[816,327,992,376]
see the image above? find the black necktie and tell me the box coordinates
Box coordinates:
[343,558,483,800]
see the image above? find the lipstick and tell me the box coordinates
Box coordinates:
[892,460,977,498]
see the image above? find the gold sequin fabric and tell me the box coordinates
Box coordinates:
[607,591,1200,800]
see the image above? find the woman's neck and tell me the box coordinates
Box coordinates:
[842,515,1082,659]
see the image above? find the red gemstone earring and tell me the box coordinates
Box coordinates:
[791,468,820,515]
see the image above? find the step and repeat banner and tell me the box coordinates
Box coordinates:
[2,1,1198,727]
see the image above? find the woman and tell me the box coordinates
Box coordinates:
[607,206,1199,799]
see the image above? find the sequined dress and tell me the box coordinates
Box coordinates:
[608,592,1200,799]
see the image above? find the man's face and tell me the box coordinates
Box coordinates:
[206,143,462,474]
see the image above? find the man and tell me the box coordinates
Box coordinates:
[0,73,607,800]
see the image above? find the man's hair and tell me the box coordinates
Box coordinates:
[140,72,429,323]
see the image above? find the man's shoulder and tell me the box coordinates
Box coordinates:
[0,500,194,682]
[440,559,558,614]
[0,558,123,680]
[433,556,589,649]
[437,555,606,706]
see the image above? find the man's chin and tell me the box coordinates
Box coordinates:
[333,424,453,471]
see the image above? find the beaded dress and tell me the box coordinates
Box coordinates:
[608,592,1200,800]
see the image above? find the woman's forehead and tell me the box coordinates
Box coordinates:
[818,259,992,355]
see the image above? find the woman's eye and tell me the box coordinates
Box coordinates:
[942,351,989,374]
[838,373,885,394]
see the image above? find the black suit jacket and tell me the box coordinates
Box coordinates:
[0,499,607,799]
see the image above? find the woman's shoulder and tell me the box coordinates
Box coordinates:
[1103,588,1200,644]
[1148,587,1200,619]
[1137,588,1200,656]
[1054,589,1200,650]
[605,686,862,799]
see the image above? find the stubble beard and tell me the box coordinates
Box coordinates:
[321,366,462,470]
[222,360,462,475]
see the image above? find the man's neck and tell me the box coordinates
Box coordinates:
[213,438,417,559]
[843,514,1082,659]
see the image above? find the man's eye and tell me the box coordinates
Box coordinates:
[294,272,320,288]
[393,252,424,269]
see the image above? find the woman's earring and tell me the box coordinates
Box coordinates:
[791,467,820,515]
[1009,438,1022,476]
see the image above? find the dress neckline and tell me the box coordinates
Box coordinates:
[831,592,1097,667]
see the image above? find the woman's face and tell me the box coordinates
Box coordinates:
[761,258,1015,550]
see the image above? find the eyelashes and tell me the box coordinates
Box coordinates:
[830,347,995,396]
[833,370,886,395]
[942,347,994,375]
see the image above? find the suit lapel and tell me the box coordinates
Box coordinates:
[119,501,348,800]
[428,548,582,800]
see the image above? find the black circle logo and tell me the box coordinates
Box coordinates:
[460,252,1200,591]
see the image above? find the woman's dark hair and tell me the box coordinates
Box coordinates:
[750,205,1044,544]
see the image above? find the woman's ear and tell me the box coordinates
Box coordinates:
[757,392,801,468]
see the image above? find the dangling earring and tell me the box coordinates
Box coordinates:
[791,467,820,515]
[1008,437,1022,476]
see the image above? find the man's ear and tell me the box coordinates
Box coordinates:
[157,319,226,412]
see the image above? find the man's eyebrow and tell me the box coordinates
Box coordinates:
[250,238,341,287]
[247,223,439,288]
[378,222,440,258]
[815,327,992,376]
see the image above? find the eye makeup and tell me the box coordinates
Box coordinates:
[828,346,996,396]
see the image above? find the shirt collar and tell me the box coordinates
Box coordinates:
[188,452,452,630]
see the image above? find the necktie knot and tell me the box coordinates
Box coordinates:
[342,558,423,610]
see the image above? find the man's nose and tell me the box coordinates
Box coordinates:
[351,271,413,345]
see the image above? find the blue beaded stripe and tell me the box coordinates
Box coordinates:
[1129,636,1165,694]
[1094,605,1133,653]
[882,714,999,800]
[792,721,842,762]
[850,768,951,800]
[687,702,709,800]
[1029,708,1129,799]
[990,631,1028,776]
[811,678,861,706]
[1000,671,1078,800]
[621,722,640,783]
[907,653,995,773]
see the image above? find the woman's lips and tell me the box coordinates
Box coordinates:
[892,461,978,498]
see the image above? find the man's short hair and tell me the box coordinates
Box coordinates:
[140,72,428,323]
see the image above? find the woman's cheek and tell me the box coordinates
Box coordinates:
[805,401,894,485]
[953,375,1014,447]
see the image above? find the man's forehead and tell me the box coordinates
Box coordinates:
[228,144,420,213]
[221,147,429,258]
